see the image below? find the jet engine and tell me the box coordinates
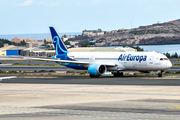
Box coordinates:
[88,64,106,77]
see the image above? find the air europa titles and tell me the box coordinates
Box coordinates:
[118,54,147,63]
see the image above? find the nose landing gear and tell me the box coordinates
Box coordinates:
[158,70,164,77]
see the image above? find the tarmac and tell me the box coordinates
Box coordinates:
[1,75,180,120]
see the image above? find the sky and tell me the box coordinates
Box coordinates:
[0,0,180,34]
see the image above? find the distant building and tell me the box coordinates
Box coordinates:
[26,40,44,48]
[42,38,54,49]
[70,41,78,46]
[105,31,112,34]
[0,49,6,56]
[95,42,106,47]
[62,38,68,42]
[12,37,44,48]
[28,40,43,48]
[105,30,118,34]
[0,44,26,56]
[12,37,31,43]
[82,29,104,36]
[21,47,55,57]
[44,38,53,43]
[67,35,76,39]
[111,30,118,33]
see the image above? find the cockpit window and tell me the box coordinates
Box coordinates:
[160,58,169,60]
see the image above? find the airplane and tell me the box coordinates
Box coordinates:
[24,27,172,78]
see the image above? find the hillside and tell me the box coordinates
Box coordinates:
[0,38,20,48]
[70,19,180,46]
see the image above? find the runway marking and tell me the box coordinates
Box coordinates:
[1,89,180,96]
[17,76,59,78]
[140,76,180,79]
[0,106,180,120]
[169,107,180,109]
[168,105,180,109]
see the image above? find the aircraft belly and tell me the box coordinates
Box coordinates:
[131,61,147,70]
[61,63,86,70]
[107,66,119,71]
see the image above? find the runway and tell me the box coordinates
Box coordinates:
[1,75,180,86]
[1,75,180,120]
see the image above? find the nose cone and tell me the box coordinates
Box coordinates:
[166,61,172,69]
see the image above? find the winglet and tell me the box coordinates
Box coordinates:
[49,27,68,55]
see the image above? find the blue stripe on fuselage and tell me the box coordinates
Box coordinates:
[51,54,86,70]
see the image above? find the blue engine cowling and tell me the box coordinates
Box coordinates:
[88,64,107,76]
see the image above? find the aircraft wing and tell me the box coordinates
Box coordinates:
[0,76,17,81]
[23,57,117,67]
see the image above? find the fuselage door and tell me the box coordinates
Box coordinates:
[149,56,154,64]
[90,55,95,62]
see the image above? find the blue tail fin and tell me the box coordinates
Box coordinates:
[49,27,68,55]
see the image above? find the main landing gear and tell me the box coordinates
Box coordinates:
[158,70,164,77]
[113,71,123,77]
[90,74,100,78]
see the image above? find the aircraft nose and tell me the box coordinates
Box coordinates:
[166,61,172,69]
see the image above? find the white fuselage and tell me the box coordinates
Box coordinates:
[67,51,172,72]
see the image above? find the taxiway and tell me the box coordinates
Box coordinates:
[0,75,180,120]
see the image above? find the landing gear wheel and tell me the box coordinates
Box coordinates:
[90,74,100,78]
[158,73,162,77]
[90,74,93,78]
[117,71,120,77]
[113,73,117,77]
[113,72,123,77]
[120,72,123,77]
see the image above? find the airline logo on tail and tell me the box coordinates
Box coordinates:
[49,27,68,55]
[53,36,68,54]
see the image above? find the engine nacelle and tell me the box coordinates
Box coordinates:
[88,64,106,76]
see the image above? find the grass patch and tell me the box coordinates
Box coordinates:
[1,70,180,76]
[173,64,180,66]
[131,71,180,76]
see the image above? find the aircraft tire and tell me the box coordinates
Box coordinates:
[113,73,117,77]
[114,72,123,77]
[90,74,100,78]
[120,72,123,77]
[158,73,162,77]
[117,71,121,77]
[90,74,94,78]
